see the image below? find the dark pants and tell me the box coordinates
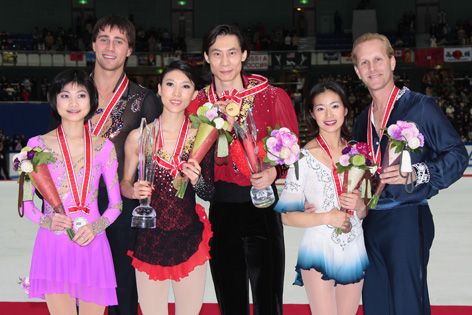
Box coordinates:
[362,204,435,315]
[209,201,285,315]
[99,187,139,315]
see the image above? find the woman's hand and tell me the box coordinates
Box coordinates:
[50,213,73,231]
[323,208,349,228]
[250,167,277,189]
[133,180,152,200]
[181,158,201,186]
[73,224,95,246]
[340,189,365,211]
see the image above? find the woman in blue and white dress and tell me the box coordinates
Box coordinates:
[277,81,369,315]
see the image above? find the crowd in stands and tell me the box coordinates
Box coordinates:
[313,70,472,142]
[0,130,26,179]
[423,69,472,141]
[0,76,49,102]
[1,69,471,142]
[429,10,472,47]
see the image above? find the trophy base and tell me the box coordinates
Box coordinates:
[131,205,156,229]
[250,186,275,208]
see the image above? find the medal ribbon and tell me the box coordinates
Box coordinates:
[367,86,400,174]
[92,75,129,136]
[208,74,269,104]
[315,135,343,201]
[57,123,92,214]
[154,117,189,177]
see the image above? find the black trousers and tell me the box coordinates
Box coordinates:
[209,201,285,315]
[362,204,435,315]
[99,186,139,315]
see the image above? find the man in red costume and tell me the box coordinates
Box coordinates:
[188,24,298,315]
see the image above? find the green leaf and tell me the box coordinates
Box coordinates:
[33,151,55,166]
[224,131,233,143]
[189,115,201,128]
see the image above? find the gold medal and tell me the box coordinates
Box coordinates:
[172,174,184,190]
[225,101,241,117]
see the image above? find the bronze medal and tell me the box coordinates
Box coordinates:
[225,101,241,117]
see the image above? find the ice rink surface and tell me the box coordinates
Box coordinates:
[1,177,470,305]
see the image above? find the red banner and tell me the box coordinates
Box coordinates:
[415,48,444,68]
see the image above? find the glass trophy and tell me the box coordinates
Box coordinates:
[131,118,157,228]
[234,112,275,208]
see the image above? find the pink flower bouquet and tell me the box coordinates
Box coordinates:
[14,146,75,239]
[335,142,376,233]
[368,120,424,209]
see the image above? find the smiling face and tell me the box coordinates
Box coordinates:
[158,69,197,114]
[56,82,91,123]
[204,34,247,86]
[353,38,396,92]
[92,25,132,72]
[311,89,347,135]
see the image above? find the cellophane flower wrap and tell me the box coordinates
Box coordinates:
[14,146,74,239]
[176,102,232,198]
[368,120,424,209]
[263,126,302,177]
[266,127,305,213]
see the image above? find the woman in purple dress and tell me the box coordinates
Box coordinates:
[21,69,122,314]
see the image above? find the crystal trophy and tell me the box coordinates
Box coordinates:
[234,111,275,208]
[131,118,157,228]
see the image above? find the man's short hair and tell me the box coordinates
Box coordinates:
[92,15,135,52]
[351,32,394,65]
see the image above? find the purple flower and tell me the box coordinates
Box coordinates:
[27,150,36,160]
[418,133,425,147]
[387,124,402,141]
[205,107,218,121]
[396,120,413,129]
[349,147,359,156]
[342,146,351,155]
[13,159,20,170]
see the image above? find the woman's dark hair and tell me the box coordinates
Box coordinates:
[304,81,351,140]
[201,24,249,82]
[92,15,136,52]
[48,69,98,122]
[159,60,197,87]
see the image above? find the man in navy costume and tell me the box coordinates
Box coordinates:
[90,16,161,315]
[351,32,468,315]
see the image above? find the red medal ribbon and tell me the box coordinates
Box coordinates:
[208,74,269,104]
[315,135,343,200]
[221,89,242,104]
[92,75,129,136]
[367,86,400,174]
[57,123,93,214]
[154,117,189,177]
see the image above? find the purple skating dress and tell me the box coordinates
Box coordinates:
[22,135,122,306]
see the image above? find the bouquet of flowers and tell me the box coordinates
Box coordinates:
[176,102,232,198]
[14,146,75,239]
[336,142,376,232]
[264,126,302,176]
[368,120,424,209]
[233,114,301,208]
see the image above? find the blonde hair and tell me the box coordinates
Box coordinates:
[351,33,394,65]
